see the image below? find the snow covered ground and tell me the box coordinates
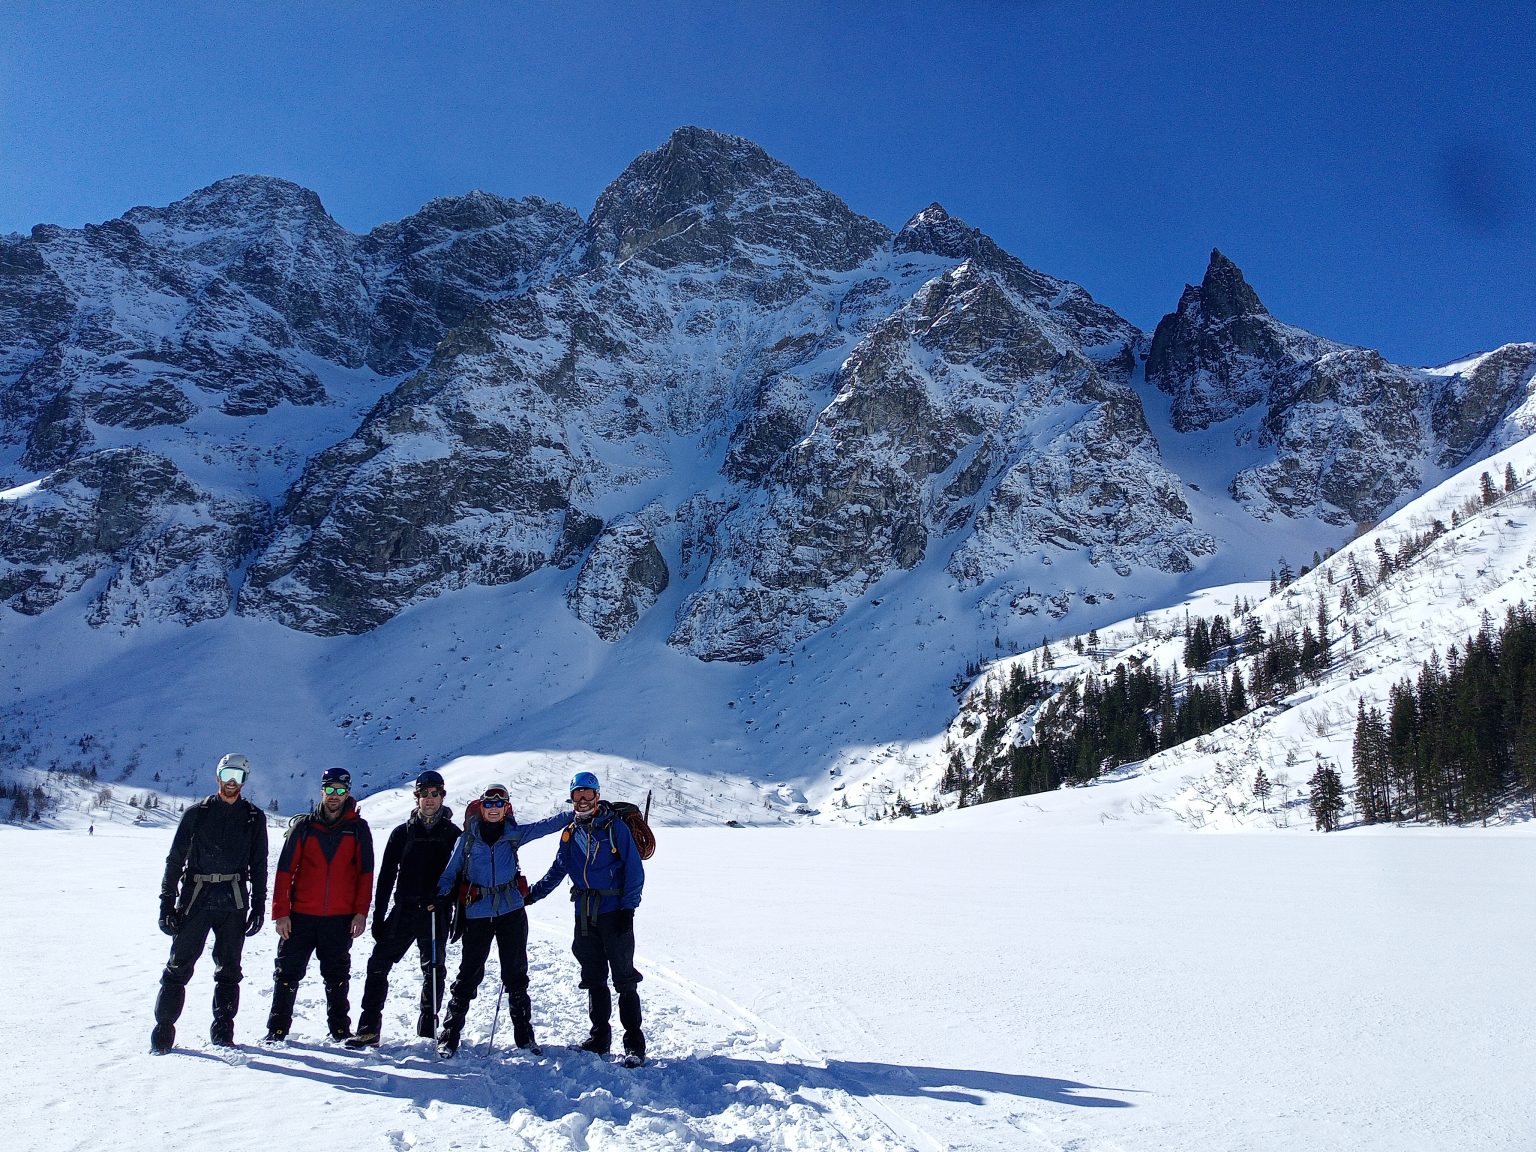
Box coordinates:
[6,783,1533,1152]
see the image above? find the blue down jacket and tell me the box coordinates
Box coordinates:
[528,802,644,914]
[437,809,570,919]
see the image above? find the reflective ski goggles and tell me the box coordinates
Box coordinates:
[322,784,350,796]
[217,766,247,784]
[479,796,508,808]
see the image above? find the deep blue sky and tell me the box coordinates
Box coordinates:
[2,1,1531,366]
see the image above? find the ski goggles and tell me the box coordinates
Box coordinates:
[322,784,350,796]
[479,796,509,808]
[217,766,247,784]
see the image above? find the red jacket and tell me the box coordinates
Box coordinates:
[271,799,374,919]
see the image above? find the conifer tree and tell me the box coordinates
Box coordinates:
[1308,763,1345,831]
[1352,698,1392,823]
[1226,668,1249,721]
[1253,767,1272,812]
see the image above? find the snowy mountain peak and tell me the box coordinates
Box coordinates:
[584,126,888,270]
[1197,247,1269,321]
[123,174,335,236]
[893,202,982,260]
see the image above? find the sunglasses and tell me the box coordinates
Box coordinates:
[217,767,247,784]
[415,788,445,798]
[479,797,508,808]
[322,784,350,796]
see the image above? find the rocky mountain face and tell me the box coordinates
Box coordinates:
[1148,250,1536,525]
[0,178,582,625]
[2,128,1533,656]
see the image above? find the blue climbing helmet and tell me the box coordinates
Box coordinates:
[569,770,600,794]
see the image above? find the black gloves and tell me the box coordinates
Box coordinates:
[245,905,265,937]
[159,908,182,936]
[371,913,385,941]
[610,909,634,935]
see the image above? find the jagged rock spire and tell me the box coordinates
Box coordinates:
[1198,248,1269,321]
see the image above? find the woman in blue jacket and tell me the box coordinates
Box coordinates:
[527,771,646,1063]
[433,783,569,1056]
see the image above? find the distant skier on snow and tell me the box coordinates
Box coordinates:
[527,771,648,1066]
[149,753,268,1053]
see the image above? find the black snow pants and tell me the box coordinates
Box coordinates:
[572,909,644,1047]
[440,909,533,1044]
[357,903,450,1034]
[267,913,355,1036]
[155,903,247,1037]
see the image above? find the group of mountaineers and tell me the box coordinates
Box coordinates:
[148,753,650,1066]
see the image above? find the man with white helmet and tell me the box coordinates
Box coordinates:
[527,770,648,1065]
[150,753,269,1053]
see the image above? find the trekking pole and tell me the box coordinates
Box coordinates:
[485,983,504,1056]
[644,788,652,823]
[430,905,441,1037]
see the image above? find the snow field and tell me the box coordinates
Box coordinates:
[5,806,1535,1151]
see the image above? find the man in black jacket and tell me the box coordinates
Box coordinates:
[346,770,460,1047]
[151,753,269,1053]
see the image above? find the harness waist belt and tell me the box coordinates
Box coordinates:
[571,886,624,935]
[189,872,246,910]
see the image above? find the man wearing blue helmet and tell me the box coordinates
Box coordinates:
[527,770,647,1065]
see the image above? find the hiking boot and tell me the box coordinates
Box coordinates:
[324,979,351,1042]
[209,1023,235,1048]
[623,1030,646,1061]
[344,1029,380,1049]
[511,1015,536,1050]
[578,1030,612,1055]
[436,1028,460,1057]
[149,1024,174,1054]
[265,980,297,1040]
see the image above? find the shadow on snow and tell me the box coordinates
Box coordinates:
[233,1041,1137,1127]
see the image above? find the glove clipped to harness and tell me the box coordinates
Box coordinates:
[159,908,182,936]
[245,906,265,937]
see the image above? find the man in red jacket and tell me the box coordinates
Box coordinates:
[264,767,374,1042]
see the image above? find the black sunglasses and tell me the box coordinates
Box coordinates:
[415,788,445,798]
